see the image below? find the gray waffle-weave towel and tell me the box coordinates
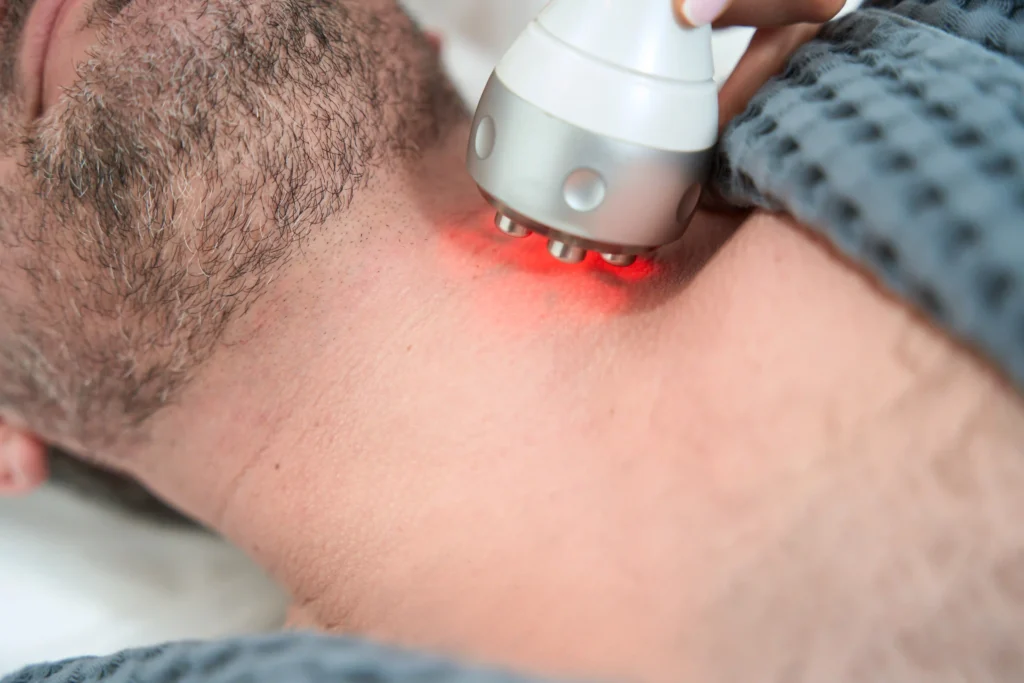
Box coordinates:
[713,0,1024,390]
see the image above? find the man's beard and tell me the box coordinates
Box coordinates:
[0,0,32,99]
[0,0,461,454]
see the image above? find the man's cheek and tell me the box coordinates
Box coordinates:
[0,153,17,179]
[40,10,100,114]
[0,182,38,301]
[0,114,27,188]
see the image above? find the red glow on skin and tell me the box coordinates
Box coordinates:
[436,213,665,331]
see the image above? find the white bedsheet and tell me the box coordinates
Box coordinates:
[0,486,289,674]
[0,0,858,676]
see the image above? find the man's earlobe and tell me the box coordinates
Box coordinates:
[0,424,48,496]
[424,31,443,52]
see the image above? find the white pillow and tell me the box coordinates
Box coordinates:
[0,486,288,675]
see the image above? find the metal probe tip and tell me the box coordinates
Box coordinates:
[494,212,531,238]
[547,239,587,265]
[601,253,637,267]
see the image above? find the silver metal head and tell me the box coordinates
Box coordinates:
[464,0,718,267]
[466,75,711,267]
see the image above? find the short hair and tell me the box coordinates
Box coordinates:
[0,1,464,451]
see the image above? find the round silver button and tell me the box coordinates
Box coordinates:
[563,169,606,213]
[474,116,496,160]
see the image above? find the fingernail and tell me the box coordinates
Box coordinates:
[679,0,729,27]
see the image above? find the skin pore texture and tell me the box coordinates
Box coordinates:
[0,1,1023,682]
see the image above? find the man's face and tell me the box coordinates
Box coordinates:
[0,0,455,453]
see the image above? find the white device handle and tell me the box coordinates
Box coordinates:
[537,0,715,82]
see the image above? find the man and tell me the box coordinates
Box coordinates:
[2,0,1023,682]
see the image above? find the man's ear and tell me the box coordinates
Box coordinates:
[0,423,48,496]
[424,31,443,52]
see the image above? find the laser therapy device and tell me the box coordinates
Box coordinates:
[466,0,719,266]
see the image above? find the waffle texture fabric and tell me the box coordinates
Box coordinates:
[4,2,1023,683]
[712,0,1024,390]
[1,633,553,683]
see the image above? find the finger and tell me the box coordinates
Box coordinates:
[675,0,846,28]
[698,22,823,215]
[717,23,823,130]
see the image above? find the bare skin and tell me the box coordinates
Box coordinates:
[134,130,1024,683]
[2,1,1022,682]
[0,0,842,496]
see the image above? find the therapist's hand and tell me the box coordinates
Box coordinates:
[676,0,846,27]
[695,1,850,205]
[718,22,828,128]
[691,0,850,129]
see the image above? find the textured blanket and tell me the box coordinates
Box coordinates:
[714,0,1024,390]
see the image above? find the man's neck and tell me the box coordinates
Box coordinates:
[115,125,741,680]
[117,125,1012,683]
